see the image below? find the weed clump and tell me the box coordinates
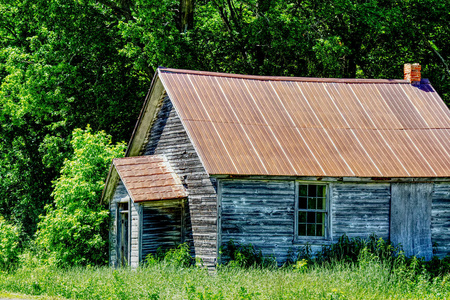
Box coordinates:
[219,240,277,269]
[298,234,450,288]
[315,234,400,264]
[145,243,195,267]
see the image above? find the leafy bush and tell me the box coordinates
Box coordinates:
[0,216,22,270]
[146,243,195,267]
[301,234,450,286]
[220,240,276,269]
[36,127,125,267]
[316,234,400,264]
[292,259,308,272]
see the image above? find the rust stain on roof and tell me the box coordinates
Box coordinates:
[158,68,450,178]
[113,156,187,202]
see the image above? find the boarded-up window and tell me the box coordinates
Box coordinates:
[140,199,192,261]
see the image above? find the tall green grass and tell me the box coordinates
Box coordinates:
[1,237,450,299]
[0,259,449,299]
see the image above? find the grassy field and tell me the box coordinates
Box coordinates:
[1,238,449,299]
[0,259,449,300]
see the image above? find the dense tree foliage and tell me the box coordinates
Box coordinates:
[0,216,21,270]
[0,0,449,256]
[36,127,125,266]
[0,0,146,233]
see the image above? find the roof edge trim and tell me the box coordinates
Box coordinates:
[159,67,409,84]
[112,159,137,203]
[100,162,120,204]
[126,73,165,157]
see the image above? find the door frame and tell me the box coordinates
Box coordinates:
[117,200,130,266]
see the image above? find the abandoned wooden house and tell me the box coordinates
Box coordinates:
[102,64,450,268]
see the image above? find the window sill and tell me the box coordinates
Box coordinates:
[293,237,332,246]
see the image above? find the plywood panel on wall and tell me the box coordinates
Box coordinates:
[391,183,433,260]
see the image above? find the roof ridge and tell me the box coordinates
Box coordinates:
[158,67,410,84]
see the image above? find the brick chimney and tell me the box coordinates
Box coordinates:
[404,63,421,84]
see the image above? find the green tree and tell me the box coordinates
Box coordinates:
[0,216,22,270]
[1,0,449,244]
[0,0,145,234]
[36,127,125,267]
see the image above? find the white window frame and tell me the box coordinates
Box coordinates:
[294,182,330,241]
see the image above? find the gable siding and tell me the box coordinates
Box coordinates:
[432,184,450,257]
[144,97,218,267]
[331,183,390,241]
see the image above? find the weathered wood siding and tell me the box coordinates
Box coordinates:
[432,183,450,257]
[219,180,297,263]
[129,199,141,268]
[144,97,218,267]
[331,183,390,240]
[219,180,395,263]
[109,181,130,267]
[140,199,193,260]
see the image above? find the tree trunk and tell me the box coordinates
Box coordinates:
[180,0,194,32]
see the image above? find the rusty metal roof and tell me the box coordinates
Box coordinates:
[157,68,450,177]
[113,156,187,202]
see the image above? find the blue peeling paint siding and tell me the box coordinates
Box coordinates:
[331,183,390,241]
[219,180,297,263]
[432,184,450,257]
[219,179,450,263]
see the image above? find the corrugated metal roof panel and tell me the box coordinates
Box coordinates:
[272,81,322,129]
[350,84,404,130]
[183,120,239,174]
[325,83,375,130]
[434,129,450,154]
[269,125,324,175]
[113,156,187,202]
[380,130,436,177]
[158,68,450,177]
[352,129,409,177]
[406,130,450,176]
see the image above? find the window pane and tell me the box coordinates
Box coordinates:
[308,185,317,197]
[307,224,316,236]
[317,212,323,224]
[299,197,307,209]
[307,198,316,210]
[316,224,324,236]
[317,197,325,210]
[317,185,326,197]
[307,212,315,223]
[298,212,307,223]
[298,223,306,236]
[299,185,307,196]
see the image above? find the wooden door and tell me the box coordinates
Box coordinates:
[118,203,129,266]
[390,183,432,260]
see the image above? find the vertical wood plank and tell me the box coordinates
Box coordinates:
[391,183,433,259]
